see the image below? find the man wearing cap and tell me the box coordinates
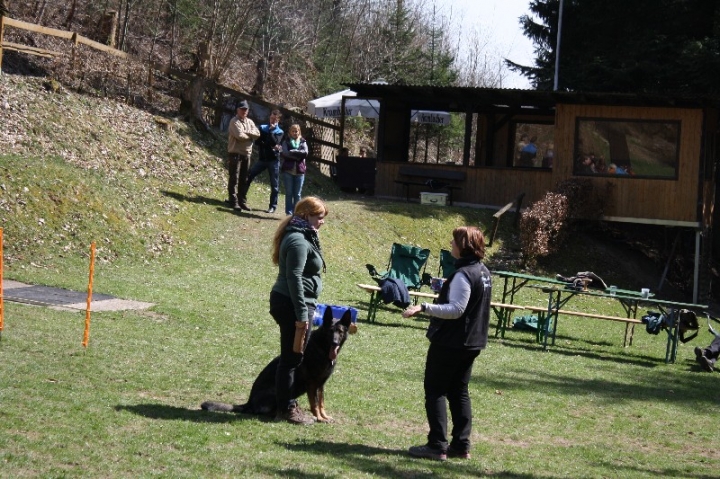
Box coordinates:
[227,100,260,211]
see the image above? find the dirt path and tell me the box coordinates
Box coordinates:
[2,280,154,311]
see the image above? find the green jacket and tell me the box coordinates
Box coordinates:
[272,226,324,322]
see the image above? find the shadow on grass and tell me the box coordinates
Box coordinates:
[598,461,719,479]
[115,403,271,423]
[160,190,285,220]
[278,440,559,479]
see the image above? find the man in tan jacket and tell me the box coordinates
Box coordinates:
[227,100,260,211]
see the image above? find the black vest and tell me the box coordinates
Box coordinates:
[426,258,492,349]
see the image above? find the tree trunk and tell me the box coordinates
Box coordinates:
[64,0,78,27]
[180,75,209,130]
[251,57,266,97]
[34,0,47,24]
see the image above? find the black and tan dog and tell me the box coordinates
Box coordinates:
[201,307,353,422]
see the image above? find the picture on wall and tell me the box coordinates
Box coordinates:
[574,118,680,178]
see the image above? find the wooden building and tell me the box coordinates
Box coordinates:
[344,83,719,301]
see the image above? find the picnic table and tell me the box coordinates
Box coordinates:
[492,270,567,304]
[535,285,707,363]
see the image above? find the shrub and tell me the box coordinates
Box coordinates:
[520,178,610,265]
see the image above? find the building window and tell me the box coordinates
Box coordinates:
[574,118,680,178]
[511,122,555,168]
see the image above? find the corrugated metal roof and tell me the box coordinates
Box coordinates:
[345,83,718,110]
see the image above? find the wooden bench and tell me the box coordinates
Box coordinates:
[395,166,466,205]
[492,303,528,338]
[524,306,642,350]
[357,283,437,322]
[357,284,527,331]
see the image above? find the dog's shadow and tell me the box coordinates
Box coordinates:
[115,403,269,423]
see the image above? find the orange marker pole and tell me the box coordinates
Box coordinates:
[82,241,96,348]
[0,228,4,340]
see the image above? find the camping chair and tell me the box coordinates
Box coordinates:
[366,242,431,292]
[363,243,431,319]
[438,248,456,278]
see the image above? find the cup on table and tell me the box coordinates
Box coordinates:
[609,285,617,296]
[641,288,650,299]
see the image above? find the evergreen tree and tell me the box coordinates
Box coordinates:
[509,0,720,95]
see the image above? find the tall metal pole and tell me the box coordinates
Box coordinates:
[553,0,565,91]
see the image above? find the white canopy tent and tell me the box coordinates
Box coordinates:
[307,89,450,125]
[306,89,380,119]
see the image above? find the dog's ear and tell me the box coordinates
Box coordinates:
[322,305,334,327]
[339,310,353,329]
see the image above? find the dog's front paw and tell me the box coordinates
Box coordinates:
[315,411,334,423]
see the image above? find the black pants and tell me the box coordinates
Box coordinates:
[269,290,314,411]
[227,153,249,204]
[239,159,279,208]
[700,335,720,366]
[423,342,480,452]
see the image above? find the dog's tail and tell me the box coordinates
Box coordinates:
[200,401,249,413]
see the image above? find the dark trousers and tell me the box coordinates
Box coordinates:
[227,153,249,204]
[700,335,720,366]
[240,159,279,208]
[269,290,315,411]
[423,342,480,452]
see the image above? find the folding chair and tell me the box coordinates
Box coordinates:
[363,243,431,321]
[438,248,456,278]
[366,242,431,291]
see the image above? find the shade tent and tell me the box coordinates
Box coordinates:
[307,89,450,125]
[307,89,380,119]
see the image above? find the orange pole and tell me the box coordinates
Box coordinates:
[0,228,4,339]
[82,241,96,348]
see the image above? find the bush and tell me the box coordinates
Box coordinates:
[520,178,610,265]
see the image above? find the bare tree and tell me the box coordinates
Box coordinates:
[178,0,257,127]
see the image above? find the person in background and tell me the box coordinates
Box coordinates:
[516,134,528,164]
[332,147,349,182]
[359,146,368,158]
[695,329,720,372]
[239,109,284,213]
[270,196,329,424]
[280,124,309,215]
[402,226,492,461]
[227,100,260,211]
[542,141,554,168]
[518,136,538,167]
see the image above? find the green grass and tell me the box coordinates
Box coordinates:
[1,75,719,477]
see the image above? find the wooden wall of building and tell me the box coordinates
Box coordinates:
[373,102,705,226]
[554,104,703,224]
[374,162,555,207]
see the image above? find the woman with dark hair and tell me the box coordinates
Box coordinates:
[270,196,328,424]
[402,226,492,460]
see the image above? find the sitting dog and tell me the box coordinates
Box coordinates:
[201,307,353,422]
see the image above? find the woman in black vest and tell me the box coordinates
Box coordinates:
[402,226,492,461]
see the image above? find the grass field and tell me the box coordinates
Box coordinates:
[1,73,719,478]
[2,185,719,478]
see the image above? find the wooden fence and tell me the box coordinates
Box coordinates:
[0,15,341,165]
